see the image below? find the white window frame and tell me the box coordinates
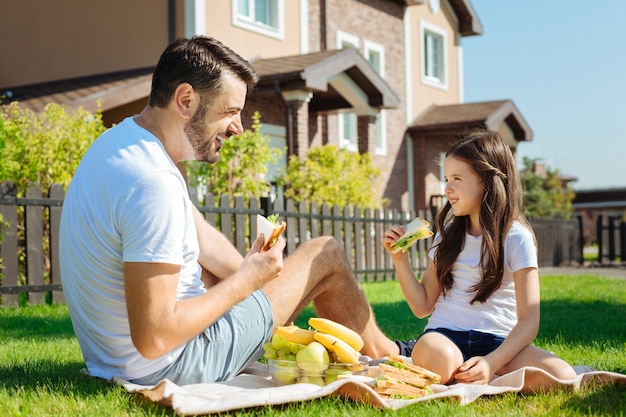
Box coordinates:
[336,30,359,50]
[336,31,360,152]
[232,0,284,40]
[364,40,387,156]
[420,20,448,90]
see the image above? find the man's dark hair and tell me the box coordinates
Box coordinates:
[149,36,259,108]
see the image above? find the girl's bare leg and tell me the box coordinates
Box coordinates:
[497,345,577,392]
[411,332,464,383]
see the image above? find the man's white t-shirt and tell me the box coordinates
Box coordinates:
[59,117,205,381]
[426,221,538,338]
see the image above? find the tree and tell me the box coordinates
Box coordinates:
[186,111,283,202]
[280,144,386,210]
[521,157,575,219]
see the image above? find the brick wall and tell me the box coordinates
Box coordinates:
[243,94,285,129]
[321,0,409,209]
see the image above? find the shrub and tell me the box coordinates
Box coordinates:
[186,111,283,202]
[280,144,386,210]
[0,101,106,196]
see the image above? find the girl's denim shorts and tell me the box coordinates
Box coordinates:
[420,328,505,361]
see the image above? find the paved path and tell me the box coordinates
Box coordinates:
[540,264,626,279]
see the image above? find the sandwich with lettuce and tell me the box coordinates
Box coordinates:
[389,217,434,254]
[374,354,441,398]
[256,213,286,251]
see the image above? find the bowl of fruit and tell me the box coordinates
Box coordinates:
[263,318,370,386]
[268,356,368,386]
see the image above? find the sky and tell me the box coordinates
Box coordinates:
[461,1,626,191]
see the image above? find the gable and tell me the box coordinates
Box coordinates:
[252,48,400,112]
[408,100,532,146]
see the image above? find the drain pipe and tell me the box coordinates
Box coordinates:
[168,0,175,43]
[406,132,415,214]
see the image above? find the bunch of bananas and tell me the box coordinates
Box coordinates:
[262,317,364,365]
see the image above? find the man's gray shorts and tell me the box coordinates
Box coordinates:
[130,289,274,385]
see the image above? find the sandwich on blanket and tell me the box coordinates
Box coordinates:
[374,354,442,398]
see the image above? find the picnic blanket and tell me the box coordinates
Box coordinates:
[115,362,626,415]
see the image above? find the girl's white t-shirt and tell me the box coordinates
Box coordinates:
[59,117,204,381]
[426,221,538,338]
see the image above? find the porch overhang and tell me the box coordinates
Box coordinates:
[251,48,401,113]
[0,67,153,114]
[407,100,533,147]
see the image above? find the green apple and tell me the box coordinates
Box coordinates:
[296,341,330,373]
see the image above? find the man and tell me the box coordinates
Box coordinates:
[59,36,400,385]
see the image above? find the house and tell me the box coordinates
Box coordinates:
[573,187,626,246]
[0,0,533,214]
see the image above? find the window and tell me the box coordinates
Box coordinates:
[336,31,360,152]
[421,21,447,89]
[338,113,358,152]
[233,0,284,39]
[424,31,442,79]
[364,40,387,155]
[261,124,287,184]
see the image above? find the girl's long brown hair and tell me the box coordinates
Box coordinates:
[434,129,535,304]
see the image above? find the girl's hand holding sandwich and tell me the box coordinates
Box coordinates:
[383,217,433,259]
[383,225,408,259]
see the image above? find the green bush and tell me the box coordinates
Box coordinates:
[186,111,283,202]
[281,144,386,210]
[0,101,106,195]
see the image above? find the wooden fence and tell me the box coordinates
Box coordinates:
[0,181,429,307]
[0,181,583,307]
[530,217,583,267]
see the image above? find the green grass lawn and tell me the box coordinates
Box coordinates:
[1,275,625,416]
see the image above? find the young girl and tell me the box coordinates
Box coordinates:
[384,129,577,391]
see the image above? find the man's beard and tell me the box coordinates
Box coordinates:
[185,103,220,163]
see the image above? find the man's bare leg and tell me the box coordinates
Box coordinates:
[261,236,399,359]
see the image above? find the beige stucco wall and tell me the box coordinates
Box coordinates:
[0,0,173,88]
[204,0,302,61]
[406,1,462,123]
